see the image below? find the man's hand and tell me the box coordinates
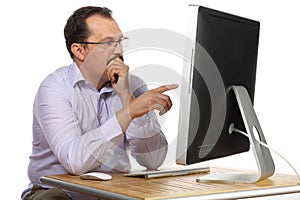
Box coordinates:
[128,84,178,119]
[116,84,178,133]
[106,57,132,105]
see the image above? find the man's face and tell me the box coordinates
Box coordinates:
[80,14,124,86]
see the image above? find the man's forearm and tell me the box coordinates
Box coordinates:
[116,105,132,133]
[115,94,136,133]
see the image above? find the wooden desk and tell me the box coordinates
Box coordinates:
[40,167,300,200]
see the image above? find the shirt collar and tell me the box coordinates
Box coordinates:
[69,62,114,94]
[69,62,85,87]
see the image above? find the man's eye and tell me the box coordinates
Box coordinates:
[105,41,114,46]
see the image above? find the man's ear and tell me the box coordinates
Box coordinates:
[71,43,85,61]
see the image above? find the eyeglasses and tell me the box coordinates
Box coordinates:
[77,37,129,49]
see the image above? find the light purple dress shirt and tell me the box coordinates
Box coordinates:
[22,62,168,200]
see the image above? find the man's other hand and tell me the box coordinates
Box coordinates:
[129,84,178,119]
[107,57,131,104]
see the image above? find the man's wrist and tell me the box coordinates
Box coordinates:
[116,106,132,133]
[119,93,134,107]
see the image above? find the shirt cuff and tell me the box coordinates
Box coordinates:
[99,114,123,141]
[131,113,149,127]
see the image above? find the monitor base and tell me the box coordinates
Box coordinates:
[197,173,262,184]
[197,85,275,184]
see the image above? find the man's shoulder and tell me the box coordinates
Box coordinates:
[40,63,75,88]
[129,74,144,84]
[129,74,148,96]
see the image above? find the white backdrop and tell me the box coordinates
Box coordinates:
[0,0,299,199]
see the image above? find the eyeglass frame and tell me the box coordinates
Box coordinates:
[75,36,129,49]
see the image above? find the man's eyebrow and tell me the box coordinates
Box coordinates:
[103,37,114,40]
[102,35,123,41]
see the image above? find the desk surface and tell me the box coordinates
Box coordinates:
[40,167,300,200]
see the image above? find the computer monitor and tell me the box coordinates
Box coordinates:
[176,6,274,183]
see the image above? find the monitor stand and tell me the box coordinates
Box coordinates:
[197,85,275,184]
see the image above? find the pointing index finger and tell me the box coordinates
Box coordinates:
[151,84,179,93]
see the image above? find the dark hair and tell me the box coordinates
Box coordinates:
[64,6,113,59]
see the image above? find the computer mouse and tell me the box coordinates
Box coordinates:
[80,172,112,181]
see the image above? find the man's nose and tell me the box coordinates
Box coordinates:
[113,41,123,55]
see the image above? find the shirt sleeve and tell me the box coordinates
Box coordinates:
[126,112,168,169]
[125,75,168,169]
[34,81,124,175]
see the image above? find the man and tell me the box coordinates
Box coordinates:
[21,6,178,200]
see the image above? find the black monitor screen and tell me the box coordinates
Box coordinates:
[177,6,260,165]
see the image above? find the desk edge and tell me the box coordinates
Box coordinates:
[164,185,300,200]
[40,176,139,200]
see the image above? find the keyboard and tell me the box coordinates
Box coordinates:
[124,164,210,179]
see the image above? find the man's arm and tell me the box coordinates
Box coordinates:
[107,58,178,169]
[112,76,176,169]
[34,78,124,175]
[125,110,168,169]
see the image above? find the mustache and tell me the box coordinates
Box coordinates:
[106,55,124,66]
